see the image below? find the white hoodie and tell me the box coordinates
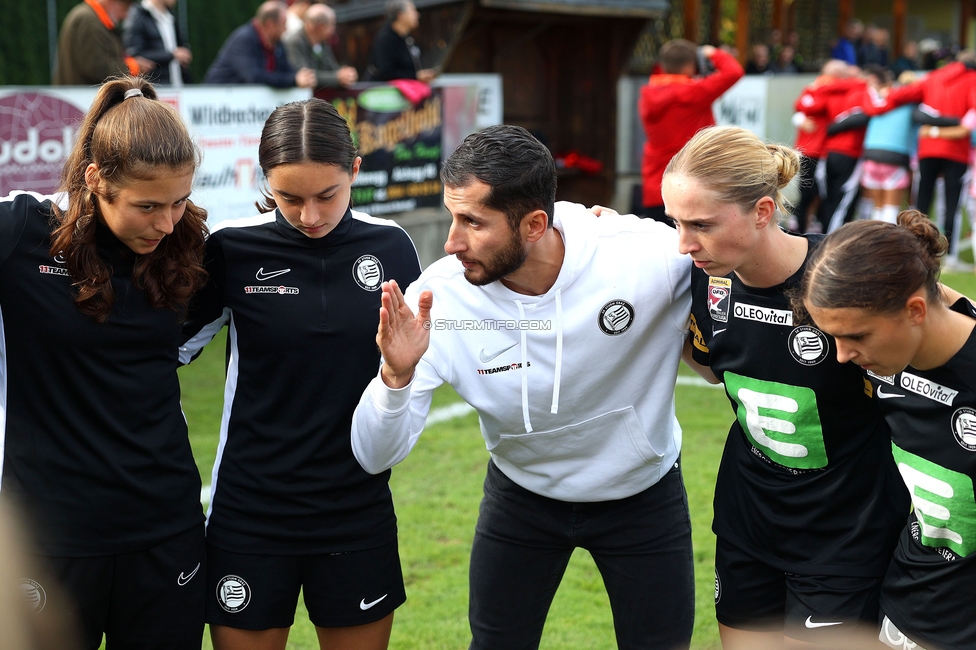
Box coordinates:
[351,202,692,502]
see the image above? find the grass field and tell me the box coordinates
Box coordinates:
[177,272,976,650]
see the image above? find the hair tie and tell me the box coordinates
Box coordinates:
[124,88,144,100]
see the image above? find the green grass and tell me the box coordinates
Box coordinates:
[177,273,976,650]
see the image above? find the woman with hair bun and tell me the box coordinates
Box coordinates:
[0,76,208,649]
[801,211,976,650]
[180,98,421,650]
[663,125,908,648]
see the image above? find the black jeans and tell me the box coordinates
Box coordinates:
[916,157,969,254]
[468,460,694,650]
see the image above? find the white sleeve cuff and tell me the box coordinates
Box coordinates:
[366,370,416,412]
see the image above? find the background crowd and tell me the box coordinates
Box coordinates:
[53,0,435,91]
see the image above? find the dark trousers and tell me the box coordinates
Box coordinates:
[468,460,694,650]
[818,152,861,233]
[916,157,969,253]
[793,155,822,233]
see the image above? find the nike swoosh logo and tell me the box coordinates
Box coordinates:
[360,594,388,610]
[712,328,727,335]
[805,616,843,629]
[256,267,291,281]
[177,562,200,586]
[479,342,518,364]
[876,386,906,399]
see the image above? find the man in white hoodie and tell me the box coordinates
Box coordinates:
[351,125,695,649]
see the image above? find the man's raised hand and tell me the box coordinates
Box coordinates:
[377,280,433,389]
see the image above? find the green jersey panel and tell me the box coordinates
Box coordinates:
[725,371,828,470]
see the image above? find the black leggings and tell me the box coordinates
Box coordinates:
[916,157,969,253]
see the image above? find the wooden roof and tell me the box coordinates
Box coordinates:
[333,0,667,22]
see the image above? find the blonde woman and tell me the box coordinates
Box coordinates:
[663,126,908,648]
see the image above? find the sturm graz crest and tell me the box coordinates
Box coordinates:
[216,575,251,613]
[19,579,46,613]
[788,326,829,366]
[951,407,976,451]
[598,300,634,336]
[353,255,384,291]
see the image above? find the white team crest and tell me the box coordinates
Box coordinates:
[353,255,384,291]
[216,575,251,613]
[598,300,634,335]
[788,326,829,366]
[951,407,976,451]
[19,579,46,613]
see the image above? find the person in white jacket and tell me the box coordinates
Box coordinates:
[351,125,695,649]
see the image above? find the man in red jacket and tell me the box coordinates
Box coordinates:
[639,39,743,223]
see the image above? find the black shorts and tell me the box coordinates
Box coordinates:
[714,536,882,643]
[206,540,406,630]
[35,524,206,650]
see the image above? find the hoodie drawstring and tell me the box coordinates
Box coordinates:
[551,289,562,414]
[515,299,532,433]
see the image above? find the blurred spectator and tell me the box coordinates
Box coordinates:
[745,43,773,75]
[785,30,805,70]
[918,38,943,70]
[790,60,856,232]
[53,0,153,85]
[283,4,357,89]
[123,0,191,86]
[771,46,799,74]
[891,40,919,77]
[638,40,744,223]
[204,1,316,88]
[719,43,739,60]
[365,0,437,83]
[768,28,784,60]
[830,18,863,65]
[861,26,889,67]
[285,0,314,37]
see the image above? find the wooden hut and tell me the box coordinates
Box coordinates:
[333,0,668,206]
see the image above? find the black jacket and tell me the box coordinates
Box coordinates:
[122,3,191,84]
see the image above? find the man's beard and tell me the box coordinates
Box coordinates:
[463,228,527,286]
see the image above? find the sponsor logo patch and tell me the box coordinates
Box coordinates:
[38,264,69,276]
[951,407,976,451]
[477,361,530,375]
[733,302,793,326]
[216,575,251,613]
[19,579,46,614]
[788,326,829,366]
[707,277,732,323]
[713,570,721,604]
[598,300,634,335]
[353,255,384,291]
[689,314,709,353]
[900,372,958,406]
[243,285,299,295]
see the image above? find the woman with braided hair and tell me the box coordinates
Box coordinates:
[802,211,976,650]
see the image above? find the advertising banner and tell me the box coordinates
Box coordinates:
[318,84,446,216]
[0,85,309,226]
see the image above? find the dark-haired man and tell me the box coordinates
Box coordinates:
[639,39,743,223]
[352,125,696,649]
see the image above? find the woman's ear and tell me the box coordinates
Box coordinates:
[754,195,777,228]
[84,163,101,193]
[905,292,928,326]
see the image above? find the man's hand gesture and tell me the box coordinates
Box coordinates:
[377,280,433,389]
